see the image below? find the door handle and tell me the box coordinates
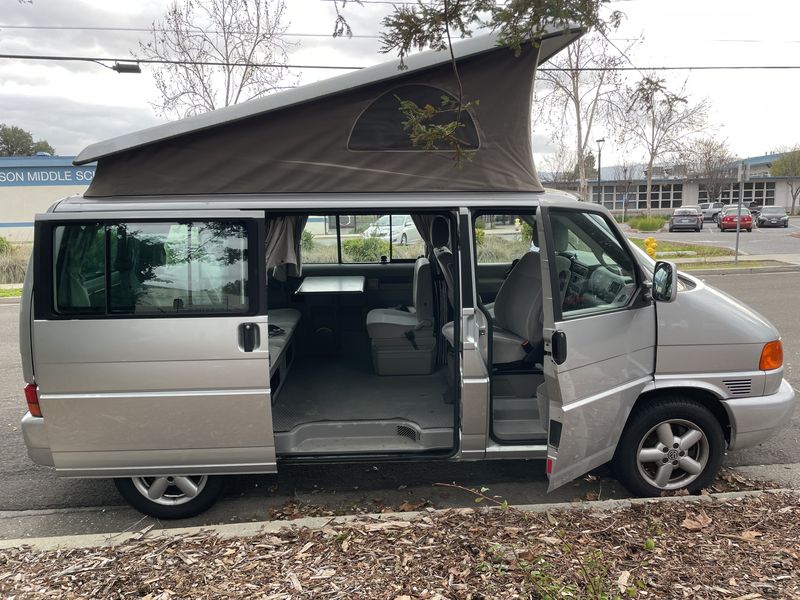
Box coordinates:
[551,330,567,365]
[239,322,260,352]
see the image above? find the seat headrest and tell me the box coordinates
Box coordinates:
[552,220,569,252]
[430,216,450,248]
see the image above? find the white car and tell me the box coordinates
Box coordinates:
[362,215,421,245]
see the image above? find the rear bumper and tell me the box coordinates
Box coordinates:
[723,379,796,449]
[21,412,53,467]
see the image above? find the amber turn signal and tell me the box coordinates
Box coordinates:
[759,340,783,371]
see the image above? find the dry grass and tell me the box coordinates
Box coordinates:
[0,242,28,284]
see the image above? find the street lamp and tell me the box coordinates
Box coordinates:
[595,138,606,204]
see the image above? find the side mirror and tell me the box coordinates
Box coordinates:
[652,260,678,303]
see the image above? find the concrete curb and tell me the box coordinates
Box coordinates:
[678,265,800,276]
[0,297,20,305]
[1,488,794,552]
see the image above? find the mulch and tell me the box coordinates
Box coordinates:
[1,488,798,599]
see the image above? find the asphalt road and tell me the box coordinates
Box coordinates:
[0,271,798,535]
[632,217,800,255]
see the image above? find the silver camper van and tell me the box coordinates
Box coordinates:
[19,30,795,519]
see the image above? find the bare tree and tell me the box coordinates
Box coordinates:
[771,146,800,215]
[539,133,575,183]
[681,137,735,204]
[536,33,632,201]
[611,76,708,214]
[136,0,291,118]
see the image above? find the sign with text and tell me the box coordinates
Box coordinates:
[0,166,96,187]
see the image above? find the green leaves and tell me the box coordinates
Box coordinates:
[396,94,478,164]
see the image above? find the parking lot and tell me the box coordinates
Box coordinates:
[635,216,800,255]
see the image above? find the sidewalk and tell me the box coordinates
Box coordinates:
[674,253,800,266]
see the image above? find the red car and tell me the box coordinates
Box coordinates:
[718,207,752,232]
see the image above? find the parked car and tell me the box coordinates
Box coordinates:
[699,202,726,222]
[718,206,753,232]
[743,202,763,219]
[681,204,706,221]
[668,207,703,232]
[362,214,421,245]
[757,206,789,228]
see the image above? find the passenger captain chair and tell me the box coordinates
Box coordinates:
[443,250,544,365]
[366,257,436,375]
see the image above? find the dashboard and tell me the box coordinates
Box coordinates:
[563,254,636,311]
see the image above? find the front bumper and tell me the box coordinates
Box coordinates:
[723,379,796,449]
[21,412,53,467]
[758,221,788,228]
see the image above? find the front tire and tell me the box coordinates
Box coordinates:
[114,475,225,519]
[613,397,724,497]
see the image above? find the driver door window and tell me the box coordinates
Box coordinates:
[548,210,637,319]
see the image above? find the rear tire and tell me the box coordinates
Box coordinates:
[114,475,225,519]
[612,397,725,497]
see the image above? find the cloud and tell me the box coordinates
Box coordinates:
[0,93,164,155]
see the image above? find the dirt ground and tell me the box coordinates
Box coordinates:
[1,487,798,600]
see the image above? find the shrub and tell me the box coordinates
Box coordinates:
[342,237,390,262]
[474,228,485,245]
[300,230,315,252]
[626,216,667,232]
[0,236,12,256]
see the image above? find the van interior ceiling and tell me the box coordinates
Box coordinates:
[263,211,459,457]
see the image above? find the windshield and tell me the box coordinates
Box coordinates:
[374,215,408,227]
[762,207,786,215]
[724,207,750,215]
[674,208,699,215]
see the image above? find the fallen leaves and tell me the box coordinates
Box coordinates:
[1,493,798,599]
[681,509,713,530]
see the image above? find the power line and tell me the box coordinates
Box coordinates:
[4,53,800,72]
[0,53,363,70]
[0,24,381,39]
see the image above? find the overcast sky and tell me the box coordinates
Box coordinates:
[1,0,798,166]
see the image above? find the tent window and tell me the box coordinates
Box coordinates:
[348,84,479,152]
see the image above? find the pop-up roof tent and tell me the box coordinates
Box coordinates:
[75,26,583,197]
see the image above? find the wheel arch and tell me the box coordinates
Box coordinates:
[631,387,732,446]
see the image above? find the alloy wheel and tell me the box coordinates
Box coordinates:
[636,419,709,490]
[132,475,209,506]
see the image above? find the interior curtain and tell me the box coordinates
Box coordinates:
[266,216,309,281]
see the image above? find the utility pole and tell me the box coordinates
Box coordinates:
[735,160,749,265]
[595,138,605,204]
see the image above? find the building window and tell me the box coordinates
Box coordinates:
[635,183,683,209]
[700,181,776,206]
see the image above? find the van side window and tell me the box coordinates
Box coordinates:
[302,214,423,264]
[53,224,106,314]
[548,210,637,319]
[108,222,249,315]
[51,221,250,317]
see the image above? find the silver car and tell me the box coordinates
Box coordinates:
[362,214,421,245]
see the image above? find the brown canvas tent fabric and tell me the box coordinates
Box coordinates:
[78,30,582,197]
